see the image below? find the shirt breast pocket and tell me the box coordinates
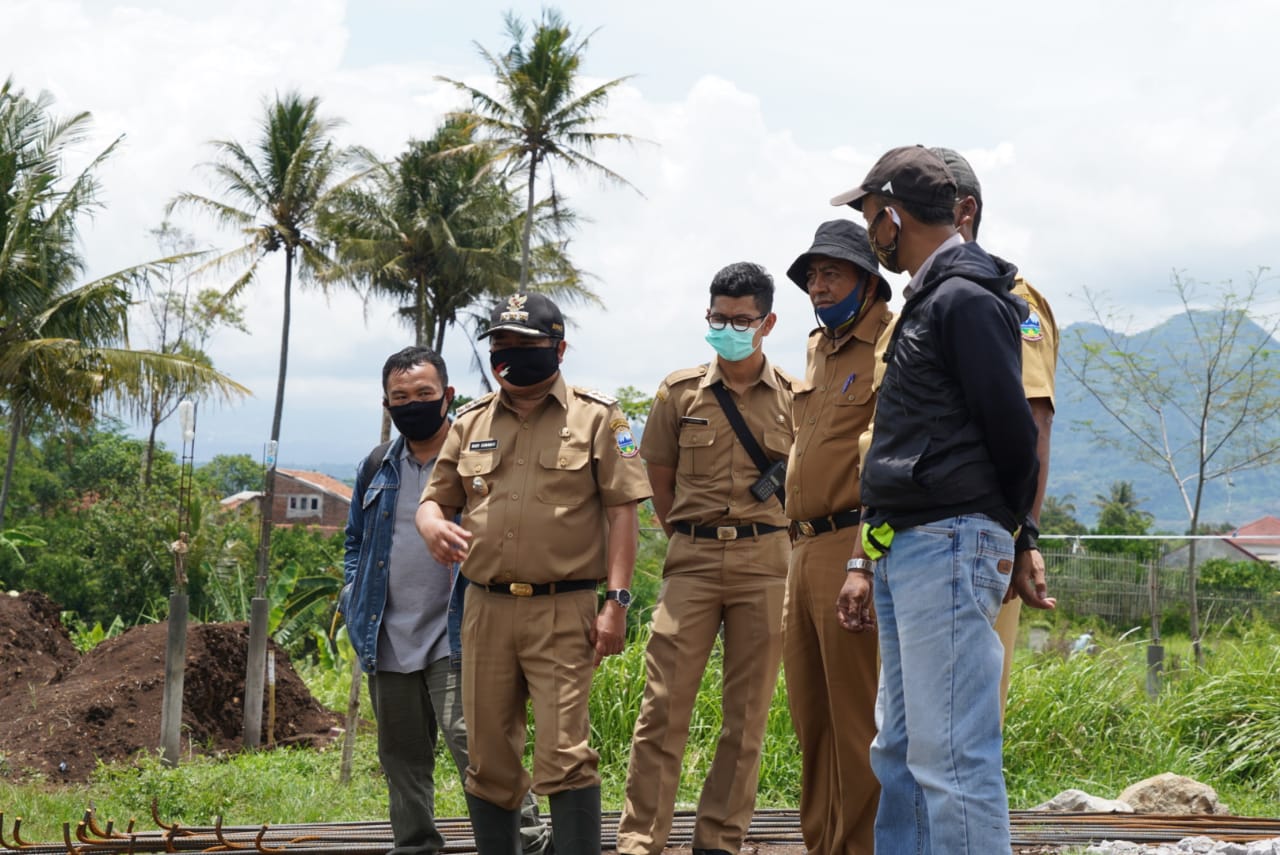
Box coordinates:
[536,446,592,506]
[676,426,717,477]
[459,450,501,502]
[824,378,875,436]
[763,426,792,460]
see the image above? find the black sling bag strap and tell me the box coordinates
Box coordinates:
[359,440,394,495]
[709,380,785,510]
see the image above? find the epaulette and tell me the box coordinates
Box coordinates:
[574,387,618,406]
[663,364,709,386]
[773,365,804,393]
[455,393,496,418]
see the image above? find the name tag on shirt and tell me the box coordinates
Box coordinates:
[680,417,710,426]
[469,439,498,450]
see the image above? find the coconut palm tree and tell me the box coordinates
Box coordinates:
[168,91,349,745]
[0,78,247,528]
[169,91,347,446]
[437,9,638,287]
[323,118,596,358]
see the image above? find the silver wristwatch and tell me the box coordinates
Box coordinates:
[846,558,874,575]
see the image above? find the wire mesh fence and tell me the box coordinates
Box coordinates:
[1043,549,1280,628]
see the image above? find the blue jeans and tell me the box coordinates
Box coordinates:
[870,514,1013,855]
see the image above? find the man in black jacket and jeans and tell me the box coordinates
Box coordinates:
[830,146,1039,855]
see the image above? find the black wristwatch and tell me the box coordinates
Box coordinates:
[605,589,632,609]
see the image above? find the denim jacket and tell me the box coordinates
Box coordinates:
[340,436,466,673]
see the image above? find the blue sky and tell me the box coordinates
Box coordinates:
[8,0,1280,469]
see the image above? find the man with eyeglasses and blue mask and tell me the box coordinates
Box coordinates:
[616,262,799,855]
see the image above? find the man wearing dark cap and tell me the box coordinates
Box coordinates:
[830,146,1040,854]
[417,291,651,855]
[930,146,1059,720]
[780,221,891,855]
[617,262,798,855]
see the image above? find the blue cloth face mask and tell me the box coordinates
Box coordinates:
[705,325,759,362]
[814,281,865,331]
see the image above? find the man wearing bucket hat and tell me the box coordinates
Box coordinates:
[780,220,891,855]
[830,146,1039,854]
[417,291,650,855]
[617,262,798,855]
[930,146,1059,720]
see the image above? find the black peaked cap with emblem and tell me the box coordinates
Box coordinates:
[478,292,566,339]
[786,219,883,294]
[829,145,957,212]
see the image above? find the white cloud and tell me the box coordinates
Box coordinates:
[7,0,1280,467]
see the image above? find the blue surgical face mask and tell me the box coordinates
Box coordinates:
[705,325,759,362]
[814,280,865,331]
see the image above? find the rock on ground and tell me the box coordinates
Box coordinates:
[1120,773,1232,816]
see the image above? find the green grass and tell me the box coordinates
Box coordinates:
[3,620,1280,843]
[1004,621,1280,815]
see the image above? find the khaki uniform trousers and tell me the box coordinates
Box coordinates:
[617,531,789,855]
[995,597,1020,722]
[461,585,599,810]
[782,527,879,855]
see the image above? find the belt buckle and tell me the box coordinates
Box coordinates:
[716,526,738,541]
[798,521,816,537]
[509,583,533,597]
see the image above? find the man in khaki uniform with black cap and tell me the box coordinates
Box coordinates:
[929,147,1058,718]
[781,220,890,855]
[617,262,797,855]
[417,291,650,855]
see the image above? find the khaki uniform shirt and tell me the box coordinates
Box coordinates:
[857,276,1059,461]
[786,301,892,521]
[423,374,651,585]
[1013,277,1058,408]
[642,357,797,529]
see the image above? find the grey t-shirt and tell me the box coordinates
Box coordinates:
[376,446,452,673]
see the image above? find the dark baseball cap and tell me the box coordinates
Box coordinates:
[929,147,982,203]
[829,145,957,212]
[786,220,880,292]
[478,292,566,339]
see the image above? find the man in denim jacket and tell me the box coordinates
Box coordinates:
[342,346,549,855]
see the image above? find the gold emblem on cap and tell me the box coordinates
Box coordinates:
[499,292,530,323]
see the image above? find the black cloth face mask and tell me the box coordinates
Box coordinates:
[387,397,448,441]
[490,346,559,387]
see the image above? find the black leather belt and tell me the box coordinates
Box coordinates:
[671,521,785,541]
[477,579,598,597]
[794,509,862,537]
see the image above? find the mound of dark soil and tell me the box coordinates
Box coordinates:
[0,591,81,700]
[0,592,339,781]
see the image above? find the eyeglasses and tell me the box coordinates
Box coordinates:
[706,312,766,332]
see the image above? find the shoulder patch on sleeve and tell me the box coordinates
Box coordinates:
[1020,312,1045,342]
[611,418,639,458]
[574,387,618,406]
[456,393,496,417]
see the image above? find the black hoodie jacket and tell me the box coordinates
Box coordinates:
[860,241,1039,533]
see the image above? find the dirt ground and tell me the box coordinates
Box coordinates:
[0,591,339,781]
